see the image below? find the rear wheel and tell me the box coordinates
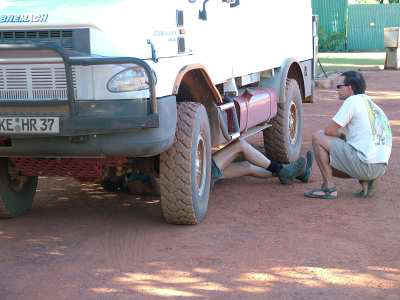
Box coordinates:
[160,102,211,225]
[0,159,38,218]
[263,79,303,163]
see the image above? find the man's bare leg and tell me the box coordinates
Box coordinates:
[222,161,272,179]
[356,180,369,197]
[213,139,303,181]
[212,140,243,171]
[213,139,271,172]
[239,139,272,169]
[312,130,338,189]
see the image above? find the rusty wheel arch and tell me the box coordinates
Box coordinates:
[173,65,224,147]
[173,64,222,103]
[287,62,306,102]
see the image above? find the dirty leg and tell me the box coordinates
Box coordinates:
[311,130,341,194]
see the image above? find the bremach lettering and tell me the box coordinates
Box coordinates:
[13,15,21,22]
[0,14,49,24]
[20,15,31,23]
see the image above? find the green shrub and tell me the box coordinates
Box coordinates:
[318,27,346,51]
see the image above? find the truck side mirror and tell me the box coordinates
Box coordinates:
[199,0,209,21]
[230,0,240,8]
[223,0,240,8]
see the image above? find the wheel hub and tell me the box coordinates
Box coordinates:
[195,134,207,196]
[289,100,298,144]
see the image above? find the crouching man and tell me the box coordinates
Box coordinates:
[305,71,392,199]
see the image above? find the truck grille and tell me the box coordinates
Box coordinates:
[0,30,73,50]
[0,64,77,101]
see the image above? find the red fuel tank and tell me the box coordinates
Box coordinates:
[233,87,277,132]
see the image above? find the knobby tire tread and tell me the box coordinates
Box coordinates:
[160,103,202,224]
[263,79,301,163]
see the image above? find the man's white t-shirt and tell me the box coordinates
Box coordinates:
[333,94,392,164]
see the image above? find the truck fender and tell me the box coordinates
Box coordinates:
[172,64,223,147]
[261,58,305,104]
[173,64,222,104]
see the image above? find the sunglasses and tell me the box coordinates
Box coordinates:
[336,84,348,89]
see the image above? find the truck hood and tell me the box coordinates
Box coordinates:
[0,0,182,59]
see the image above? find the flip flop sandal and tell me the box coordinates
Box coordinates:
[353,190,368,198]
[304,187,337,199]
[354,180,369,198]
[354,180,377,198]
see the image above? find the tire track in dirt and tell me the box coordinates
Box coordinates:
[102,222,147,270]
[97,198,158,272]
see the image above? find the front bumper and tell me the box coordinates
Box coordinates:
[0,96,177,157]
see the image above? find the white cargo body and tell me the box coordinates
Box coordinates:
[0,0,313,98]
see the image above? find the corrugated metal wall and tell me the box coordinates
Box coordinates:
[312,0,347,33]
[312,0,348,51]
[348,4,400,51]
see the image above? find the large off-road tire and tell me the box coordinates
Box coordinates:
[0,159,38,218]
[160,102,211,225]
[263,78,303,163]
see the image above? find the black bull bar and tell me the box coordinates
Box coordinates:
[0,43,159,132]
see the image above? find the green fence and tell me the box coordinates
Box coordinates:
[313,1,400,51]
[312,0,347,51]
[348,4,400,51]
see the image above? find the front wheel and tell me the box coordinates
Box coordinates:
[0,159,38,218]
[160,102,211,225]
[263,79,303,163]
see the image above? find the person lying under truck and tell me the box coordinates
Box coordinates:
[119,138,313,195]
[211,138,313,186]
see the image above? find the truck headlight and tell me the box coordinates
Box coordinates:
[107,66,149,93]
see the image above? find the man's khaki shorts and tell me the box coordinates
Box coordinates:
[330,138,387,181]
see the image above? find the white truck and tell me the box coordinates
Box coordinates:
[0,0,316,224]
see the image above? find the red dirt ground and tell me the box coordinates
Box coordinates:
[0,71,399,300]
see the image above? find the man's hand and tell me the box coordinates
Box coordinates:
[324,121,345,139]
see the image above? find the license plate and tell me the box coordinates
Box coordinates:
[0,117,60,134]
